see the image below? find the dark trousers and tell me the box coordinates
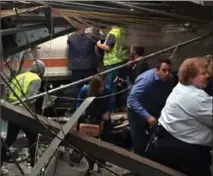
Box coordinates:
[128,108,151,156]
[82,119,111,172]
[71,69,97,99]
[146,125,212,176]
[1,122,37,167]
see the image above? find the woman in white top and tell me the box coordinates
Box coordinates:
[146,57,212,176]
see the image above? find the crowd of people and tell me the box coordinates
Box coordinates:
[146,57,212,176]
[1,23,212,176]
[68,24,212,175]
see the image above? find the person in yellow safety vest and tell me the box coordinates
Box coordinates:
[96,25,128,112]
[1,60,46,172]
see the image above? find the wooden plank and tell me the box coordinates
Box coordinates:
[1,99,187,176]
[30,97,95,176]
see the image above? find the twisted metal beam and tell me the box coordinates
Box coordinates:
[106,1,210,23]
[1,99,187,176]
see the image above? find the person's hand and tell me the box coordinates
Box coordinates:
[127,60,133,67]
[127,60,137,68]
[96,40,101,46]
[146,116,157,127]
[102,112,110,121]
[127,60,136,67]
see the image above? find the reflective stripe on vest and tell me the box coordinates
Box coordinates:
[103,28,128,66]
[9,72,40,102]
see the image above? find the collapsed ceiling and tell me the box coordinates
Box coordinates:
[1,1,212,61]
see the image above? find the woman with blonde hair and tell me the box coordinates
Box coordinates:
[146,57,212,176]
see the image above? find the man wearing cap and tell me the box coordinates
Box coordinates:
[1,60,46,172]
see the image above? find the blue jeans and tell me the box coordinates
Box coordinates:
[105,64,120,111]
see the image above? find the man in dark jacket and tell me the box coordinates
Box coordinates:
[67,27,101,99]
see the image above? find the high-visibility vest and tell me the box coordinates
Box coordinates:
[103,27,128,66]
[9,72,40,102]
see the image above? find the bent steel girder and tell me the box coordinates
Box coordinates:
[1,1,212,57]
[30,97,95,176]
[1,99,187,176]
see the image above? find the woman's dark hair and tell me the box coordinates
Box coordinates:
[88,74,104,97]
[132,46,145,56]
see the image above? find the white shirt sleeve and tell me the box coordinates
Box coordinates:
[195,93,212,127]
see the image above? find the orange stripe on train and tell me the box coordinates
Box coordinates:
[2,58,69,69]
[22,58,69,68]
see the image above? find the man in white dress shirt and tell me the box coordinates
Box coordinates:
[146,57,212,176]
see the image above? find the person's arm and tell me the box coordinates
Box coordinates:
[127,75,157,126]
[92,33,102,43]
[67,33,74,46]
[195,93,212,127]
[96,34,116,52]
[24,80,41,104]
[127,76,151,119]
[76,85,88,109]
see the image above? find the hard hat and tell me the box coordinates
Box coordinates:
[30,60,46,76]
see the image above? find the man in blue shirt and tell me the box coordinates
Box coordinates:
[127,58,173,156]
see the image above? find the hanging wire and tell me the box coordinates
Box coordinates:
[12,32,211,106]
[57,85,131,101]
[0,72,50,131]
[1,66,41,122]
[1,3,212,175]
[1,56,57,133]
[34,44,185,175]
[1,59,119,175]
[1,73,123,176]
[169,42,179,60]
[1,58,68,157]
[1,73,122,175]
